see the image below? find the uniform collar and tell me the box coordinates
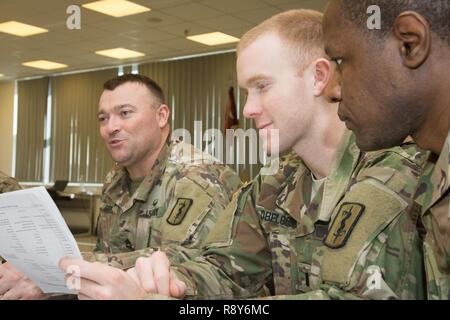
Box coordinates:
[104,138,171,212]
[416,128,450,212]
[317,130,361,222]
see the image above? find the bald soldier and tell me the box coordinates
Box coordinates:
[1,74,240,300]
[62,10,428,300]
[322,0,450,299]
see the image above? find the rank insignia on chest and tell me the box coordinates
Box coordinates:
[167,198,193,225]
[324,202,365,249]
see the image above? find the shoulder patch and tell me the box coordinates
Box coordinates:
[166,198,193,225]
[324,202,365,249]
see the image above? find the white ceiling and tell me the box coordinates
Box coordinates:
[0,0,328,80]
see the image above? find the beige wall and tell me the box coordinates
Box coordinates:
[0,81,15,175]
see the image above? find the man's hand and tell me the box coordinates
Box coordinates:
[59,257,147,300]
[127,251,186,298]
[0,263,47,300]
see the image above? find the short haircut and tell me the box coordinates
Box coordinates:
[103,74,166,105]
[340,0,450,45]
[237,9,326,71]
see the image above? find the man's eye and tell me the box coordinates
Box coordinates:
[98,116,107,122]
[334,58,343,66]
[256,82,269,91]
[121,110,131,117]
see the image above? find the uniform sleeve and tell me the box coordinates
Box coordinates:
[316,147,426,300]
[150,164,241,249]
[82,248,156,270]
[421,203,450,300]
[0,175,21,194]
[165,183,273,299]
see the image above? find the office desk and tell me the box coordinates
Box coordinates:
[53,193,101,236]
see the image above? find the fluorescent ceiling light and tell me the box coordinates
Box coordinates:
[82,0,151,17]
[22,60,68,70]
[0,74,4,77]
[0,21,48,37]
[95,48,145,59]
[187,32,240,46]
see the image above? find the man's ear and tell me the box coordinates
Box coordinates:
[393,11,431,69]
[156,104,170,128]
[312,58,332,97]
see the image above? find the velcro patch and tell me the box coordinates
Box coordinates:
[324,202,365,249]
[166,198,193,225]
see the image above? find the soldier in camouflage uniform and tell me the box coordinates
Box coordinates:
[121,10,428,300]
[2,74,239,300]
[58,74,241,299]
[80,74,241,272]
[322,0,450,299]
[152,131,427,300]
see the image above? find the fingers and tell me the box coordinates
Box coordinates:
[59,257,109,285]
[0,278,45,300]
[153,252,171,296]
[134,257,156,293]
[125,268,140,285]
[0,264,25,295]
[62,257,148,300]
[135,252,184,298]
[169,270,186,298]
[75,278,109,300]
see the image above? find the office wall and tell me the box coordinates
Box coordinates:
[0,81,14,175]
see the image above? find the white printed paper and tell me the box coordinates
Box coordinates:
[0,187,81,294]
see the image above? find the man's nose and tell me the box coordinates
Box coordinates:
[243,96,262,119]
[104,115,121,135]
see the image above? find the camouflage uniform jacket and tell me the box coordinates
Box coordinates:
[167,130,428,300]
[414,129,450,299]
[84,139,241,269]
[0,171,21,194]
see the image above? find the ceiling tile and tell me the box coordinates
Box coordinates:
[0,0,319,79]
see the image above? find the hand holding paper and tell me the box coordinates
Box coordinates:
[0,187,81,294]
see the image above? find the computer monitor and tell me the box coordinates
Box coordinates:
[51,180,68,192]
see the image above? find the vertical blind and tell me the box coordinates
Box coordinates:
[15,77,48,181]
[50,69,117,183]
